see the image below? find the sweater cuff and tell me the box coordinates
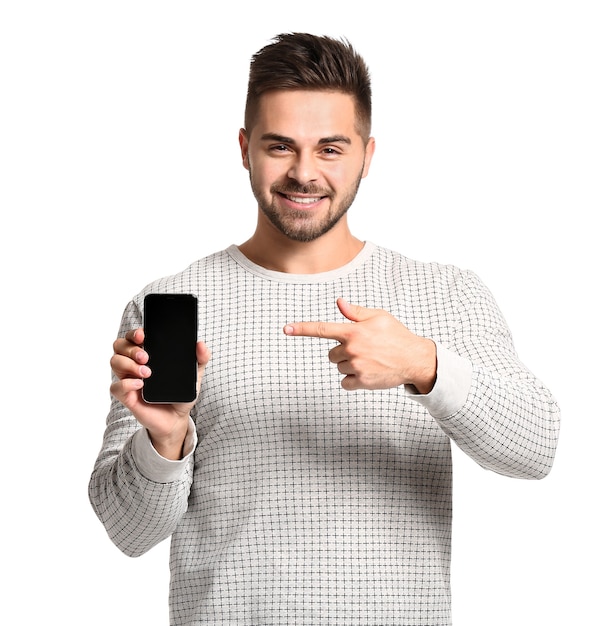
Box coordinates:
[131,417,198,483]
[404,343,472,418]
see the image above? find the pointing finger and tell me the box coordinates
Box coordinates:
[283,320,349,342]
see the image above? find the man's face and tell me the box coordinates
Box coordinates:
[239,90,375,242]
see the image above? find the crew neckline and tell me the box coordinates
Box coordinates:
[226,241,376,283]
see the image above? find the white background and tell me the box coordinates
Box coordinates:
[1,1,596,624]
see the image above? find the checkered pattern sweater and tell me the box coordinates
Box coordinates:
[89,242,560,625]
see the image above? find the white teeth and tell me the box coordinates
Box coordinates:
[287,195,320,204]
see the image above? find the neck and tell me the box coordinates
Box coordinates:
[238,223,364,274]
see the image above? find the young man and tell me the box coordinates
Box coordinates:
[89,33,560,625]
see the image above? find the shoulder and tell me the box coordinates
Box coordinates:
[131,247,236,305]
[369,243,477,287]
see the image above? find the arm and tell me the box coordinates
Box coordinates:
[284,285,560,480]
[88,300,210,556]
[411,270,560,479]
[88,398,197,557]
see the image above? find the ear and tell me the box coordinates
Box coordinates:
[239,128,250,171]
[361,137,376,179]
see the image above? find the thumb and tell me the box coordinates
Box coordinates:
[196,341,211,370]
[336,297,377,322]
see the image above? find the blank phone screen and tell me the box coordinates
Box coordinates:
[142,293,198,403]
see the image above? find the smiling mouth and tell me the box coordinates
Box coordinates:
[280,193,325,205]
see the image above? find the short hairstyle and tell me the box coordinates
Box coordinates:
[244,33,372,141]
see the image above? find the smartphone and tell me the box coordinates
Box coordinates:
[142,293,198,404]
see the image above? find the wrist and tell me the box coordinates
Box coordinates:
[409,338,438,395]
[148,421,190,461]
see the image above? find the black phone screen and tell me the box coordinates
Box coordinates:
[142,293,198,404]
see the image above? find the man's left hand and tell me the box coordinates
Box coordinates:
[283,298,437,393]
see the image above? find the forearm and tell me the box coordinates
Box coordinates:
[408,344,560,479]
[439,358,559,478]
[88,405,196,556]
[418,269,560,478]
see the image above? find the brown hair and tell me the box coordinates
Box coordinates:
[244,33,372,141]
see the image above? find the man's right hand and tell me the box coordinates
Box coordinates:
[110,328,211,460]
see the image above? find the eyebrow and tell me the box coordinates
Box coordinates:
[260,133,352,145]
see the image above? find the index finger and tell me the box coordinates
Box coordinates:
[124,328,145,345]
[113,328,147,363]
[283,321,349,342]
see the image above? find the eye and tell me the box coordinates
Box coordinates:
[269,144,291,153]
[321,146,341,157]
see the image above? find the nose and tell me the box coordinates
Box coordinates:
[287,151,319,185]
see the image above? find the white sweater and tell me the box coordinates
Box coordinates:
[89,242,560,625]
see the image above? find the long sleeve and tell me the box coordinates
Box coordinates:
[88,300,197,557]
[409,269,560,479]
